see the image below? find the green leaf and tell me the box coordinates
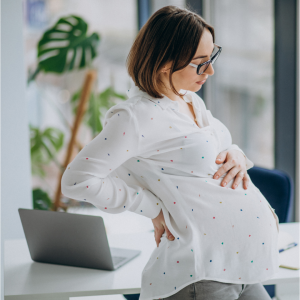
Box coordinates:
[37,15,100,74]
[43,127,64,151]
[70,88,84,116]
[32,188,53,210]
[30,125,65,177]
[111,90,126,100]
[69,86,127,137]
[87,91,102,136]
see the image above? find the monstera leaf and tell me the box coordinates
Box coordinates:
[28,15,100,83]
[32,188,53,210]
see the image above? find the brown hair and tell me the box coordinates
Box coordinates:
[126,5,215,99]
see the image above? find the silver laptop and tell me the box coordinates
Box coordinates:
[18,208,141,270]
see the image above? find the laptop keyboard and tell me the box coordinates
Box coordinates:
[112,256,127,265]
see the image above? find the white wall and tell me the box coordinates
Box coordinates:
[1,0,32,298]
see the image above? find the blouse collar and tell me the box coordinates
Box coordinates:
[126,84,192,111]
[126,84,210,127]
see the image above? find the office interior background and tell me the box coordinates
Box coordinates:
[1,0,299,299]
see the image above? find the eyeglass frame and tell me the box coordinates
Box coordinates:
[188,43,222,75]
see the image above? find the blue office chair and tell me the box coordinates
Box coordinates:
[123,166,294,300]
[247,165,294,298]
[248,166,294,223]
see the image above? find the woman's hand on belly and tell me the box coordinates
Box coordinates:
[214,149,249,190]
[151,209,175,247]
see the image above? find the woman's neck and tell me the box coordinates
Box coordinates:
[159,85,184,102]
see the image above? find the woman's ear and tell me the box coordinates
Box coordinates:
[161,62,172,73]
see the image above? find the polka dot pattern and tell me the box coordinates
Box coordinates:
[61,85,280,300]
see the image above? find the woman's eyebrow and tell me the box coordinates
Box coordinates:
[192,54,208,60]
[192,48,215,60]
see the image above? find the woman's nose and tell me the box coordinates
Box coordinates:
[204,63,214,76]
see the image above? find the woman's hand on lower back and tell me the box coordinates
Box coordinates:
[151,209,175,247]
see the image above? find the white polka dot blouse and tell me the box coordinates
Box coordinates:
[61,84,280,300]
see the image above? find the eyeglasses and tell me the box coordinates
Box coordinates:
[188,43,222,75]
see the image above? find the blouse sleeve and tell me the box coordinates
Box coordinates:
[61,103,162,219]
[225,144,254,170]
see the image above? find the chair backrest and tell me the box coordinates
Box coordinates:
[247,166,294,223]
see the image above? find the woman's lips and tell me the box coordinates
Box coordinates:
[196,80,206,85]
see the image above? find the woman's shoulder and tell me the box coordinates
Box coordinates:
[104,95,154,123]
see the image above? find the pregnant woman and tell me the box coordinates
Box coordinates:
[61,5,280,300]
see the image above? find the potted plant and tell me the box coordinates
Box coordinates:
[29,15,127,211]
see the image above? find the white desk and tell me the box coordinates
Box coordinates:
[5,223,299,300]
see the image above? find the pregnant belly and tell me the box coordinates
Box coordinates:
[177,178,279,272]
[154,174,280,282]
[171,175,279,243]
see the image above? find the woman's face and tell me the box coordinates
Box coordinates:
[159,27,215,97]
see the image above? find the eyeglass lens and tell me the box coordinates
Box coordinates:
[197,46,220,74]
[211,46,220,60]
[211,47,221,63]
[198,62,210,75]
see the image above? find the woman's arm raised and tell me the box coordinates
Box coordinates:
[61,103,162,219]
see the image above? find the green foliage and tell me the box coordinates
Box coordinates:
[70,86,127,137]
[32,188,53,210]
[28,15,100,84]
[28,14,127,211]
[30,124,64,177]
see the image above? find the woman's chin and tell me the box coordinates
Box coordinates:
[181,85,202,93]
[193,84,203,92]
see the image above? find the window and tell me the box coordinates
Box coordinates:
[203,0,274,169]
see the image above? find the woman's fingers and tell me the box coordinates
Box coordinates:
[231,170,245,189]
[155,226,175,247]
[154,228,164,247]
[153,226,175,248]
[221,165,240,187]
[152,209,175,247]
[243,173,249,189]
[234,171,249,190]
[221,167,248,190]
[164,225,175,240]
